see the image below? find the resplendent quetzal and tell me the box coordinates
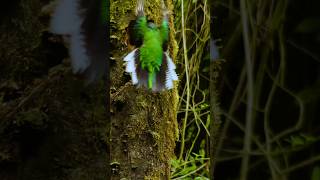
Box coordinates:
[50,0,108,83]
[124,0,178,91]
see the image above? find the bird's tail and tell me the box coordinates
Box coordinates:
[50,0,107,83]
[136,0,144,16]
[124,49,178,92]
[50,0,89,74]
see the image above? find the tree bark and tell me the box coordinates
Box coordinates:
[209,2,223,178]
[110,0,178,179]
[209,60,223,179]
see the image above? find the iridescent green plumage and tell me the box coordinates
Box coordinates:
[123,0,178,91]
[135,17,164,89]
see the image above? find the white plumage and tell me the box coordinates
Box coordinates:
[123,50,178,91]
[124,49,139,85]
[50,0,79,34]
[165,52,178,89]
[124,49,137,72]
[131,71,139,85]
[50,0,90,74]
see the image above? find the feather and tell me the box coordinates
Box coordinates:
[164,52,178,89]
[152,52,178,91]
[50,0,107,83]
[50,0,80,34]
[124,50,137,73]
[124,0,178,91]
[124,48,141,85]
[51,0,90,74]
[131,71,139,84]
[69,30,90,73]
[124,49,137,62]
[123,50,178,91]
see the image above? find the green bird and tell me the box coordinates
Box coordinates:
[124,0,178,92]
[50,0,108,83]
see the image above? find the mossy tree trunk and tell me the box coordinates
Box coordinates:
[110,0,178,179]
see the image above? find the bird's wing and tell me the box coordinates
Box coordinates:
[128,0,147,47]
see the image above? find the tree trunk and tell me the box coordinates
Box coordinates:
[209,60,223,179]
[209,2,223,178]
[110,0,178,179]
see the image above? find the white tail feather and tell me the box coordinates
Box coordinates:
[136,0,144,15]
[126,58,135,72]
[165,70,174,89]
[164,52,178,89]
[50,0,90,74]
[70,31,90,73]
[131,71,138,84]
[124,49,137,62]
[50,0,80,34]
[124,49,139,85]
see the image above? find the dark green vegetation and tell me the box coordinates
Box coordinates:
[211,0,320,179]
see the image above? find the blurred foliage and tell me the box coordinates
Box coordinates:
[211,0,320,179]
[171,0,320,179]
[0,0,109,179]
[170,0,211,179]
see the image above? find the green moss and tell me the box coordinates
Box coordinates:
[109,0,179,179]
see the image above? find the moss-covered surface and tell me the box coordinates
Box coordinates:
[110,0,179,179]
[0,0,109,179]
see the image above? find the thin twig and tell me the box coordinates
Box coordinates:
[179,0,191,161]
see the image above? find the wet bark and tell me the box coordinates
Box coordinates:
[110,0,178,179]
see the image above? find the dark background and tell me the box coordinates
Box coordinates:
[211,0,320,179]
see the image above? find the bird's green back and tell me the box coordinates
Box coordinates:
[133,15,170,89]
[140,29,163,89]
